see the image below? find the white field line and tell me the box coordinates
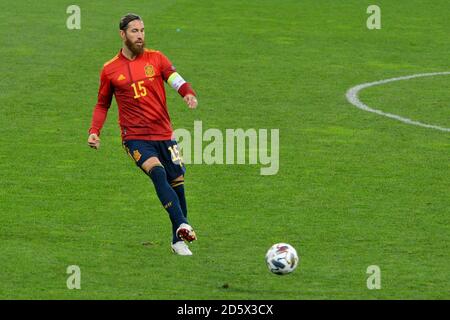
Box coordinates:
[345,72,450,132]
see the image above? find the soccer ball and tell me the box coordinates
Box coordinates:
[265,243,299,275]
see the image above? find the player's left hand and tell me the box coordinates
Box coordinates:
[184,94,198,109]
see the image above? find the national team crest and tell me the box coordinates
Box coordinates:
[133,150,142,162]
[145,65,155,78]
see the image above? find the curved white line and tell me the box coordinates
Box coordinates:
[346,72,450,132]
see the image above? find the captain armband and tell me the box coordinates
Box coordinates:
[167,72,187,91]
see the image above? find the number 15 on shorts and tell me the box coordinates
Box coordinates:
[168,145,183,166]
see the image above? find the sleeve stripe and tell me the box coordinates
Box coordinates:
[167,72,187,91]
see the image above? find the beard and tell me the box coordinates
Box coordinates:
[125,36,145,56]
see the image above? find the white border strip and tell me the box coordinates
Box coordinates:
[346,72,450,132]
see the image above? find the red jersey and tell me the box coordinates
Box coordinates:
[89,48,195,141]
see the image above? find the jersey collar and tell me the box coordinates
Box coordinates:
[119,48,145,61]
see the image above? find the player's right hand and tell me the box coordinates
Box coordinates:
[88,133,100,149]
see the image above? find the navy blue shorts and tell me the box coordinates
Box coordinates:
[123,139,186,181]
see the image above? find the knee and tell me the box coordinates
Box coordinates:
[170,175,184,187]
[141,157,162,174]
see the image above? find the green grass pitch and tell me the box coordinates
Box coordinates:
[0,0,449,299]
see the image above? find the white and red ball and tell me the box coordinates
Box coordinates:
[265,243,299,275]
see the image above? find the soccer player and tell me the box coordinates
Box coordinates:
[87,13,198,256]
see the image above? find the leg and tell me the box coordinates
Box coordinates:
[141,157,189,243]
[170,175,187,219]
[160,140,197,244]
[169,175,188,245]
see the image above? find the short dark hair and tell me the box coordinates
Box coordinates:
[119,13,142,30]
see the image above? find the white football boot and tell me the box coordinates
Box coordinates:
[176,223,197,243]
[171,241,193,256]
